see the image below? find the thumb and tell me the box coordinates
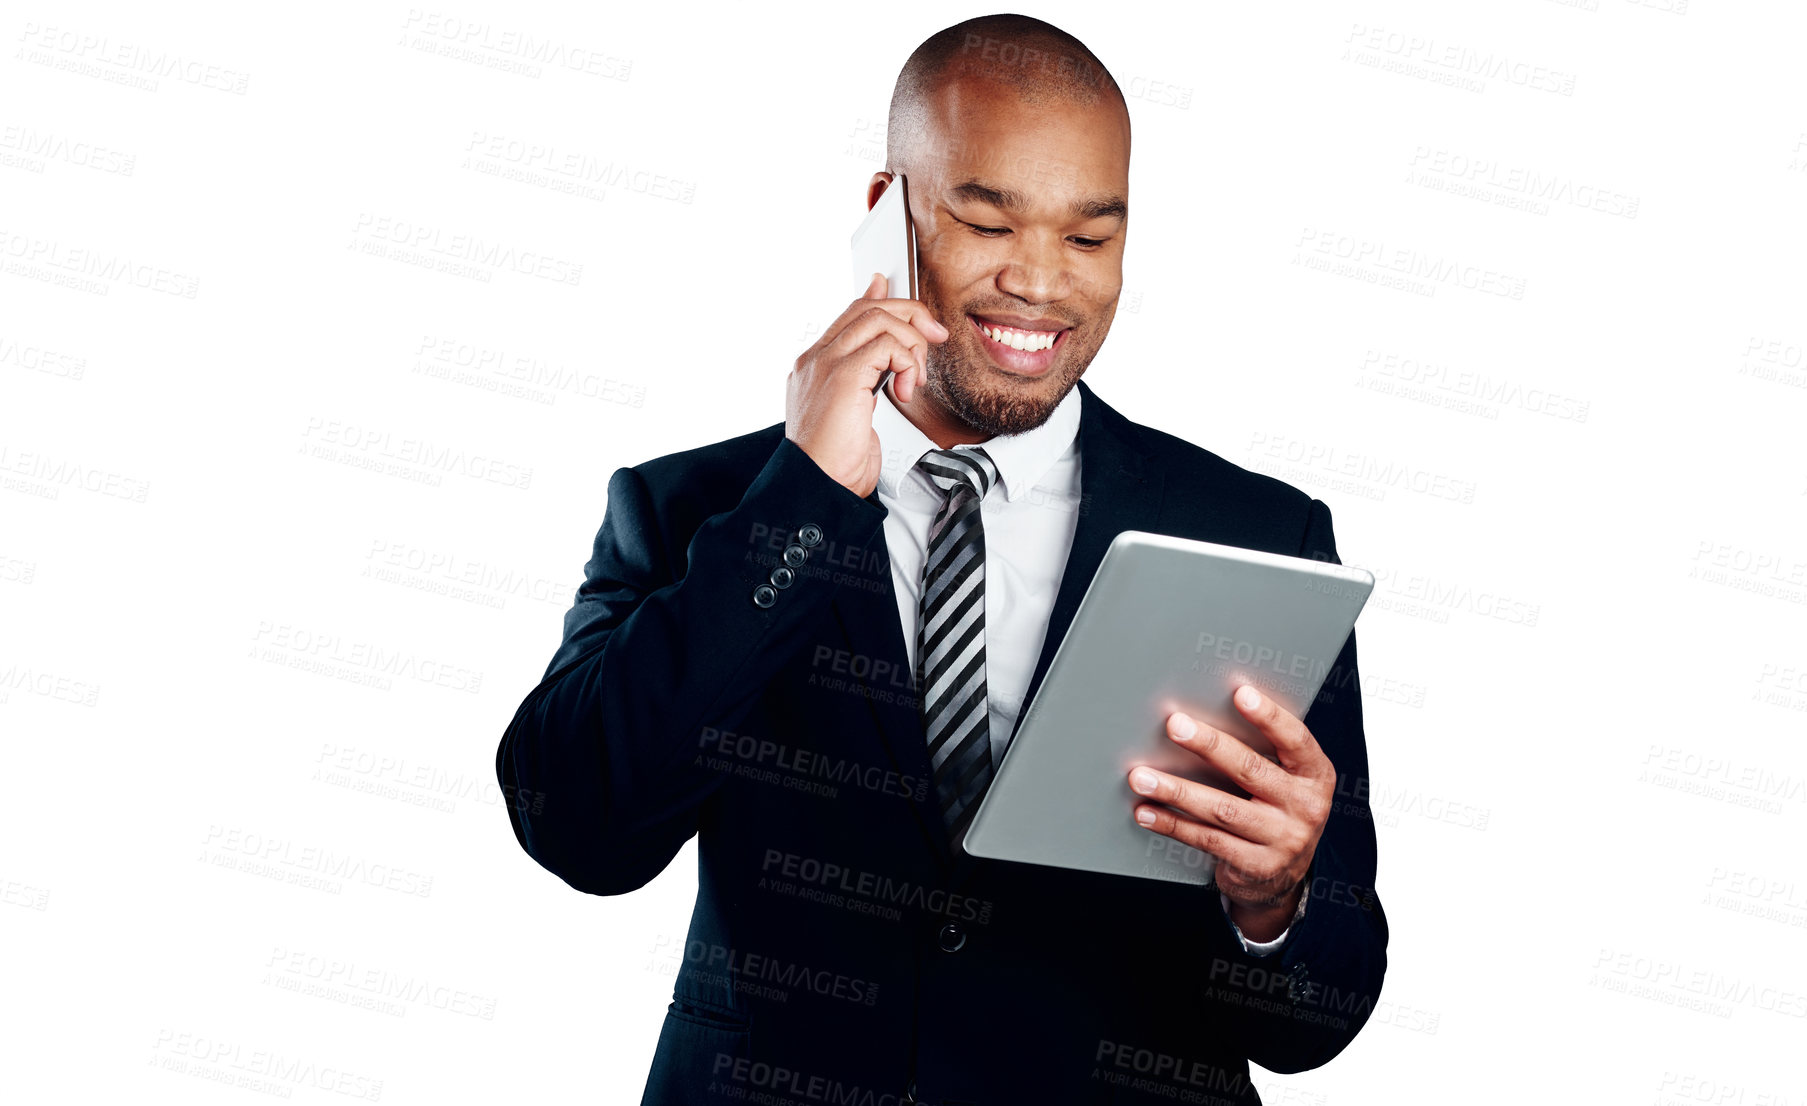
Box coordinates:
[863,271,888,300]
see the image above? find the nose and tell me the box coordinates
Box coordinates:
[995,233,1070,305]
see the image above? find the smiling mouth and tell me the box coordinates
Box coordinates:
[966,314,1071,376]
[972,318,1066,351]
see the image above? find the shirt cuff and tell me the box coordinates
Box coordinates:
[1219,884,1308,958]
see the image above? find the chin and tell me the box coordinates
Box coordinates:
[933,343,1080,437]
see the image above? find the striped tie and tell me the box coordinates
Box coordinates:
[915,446,1001,839]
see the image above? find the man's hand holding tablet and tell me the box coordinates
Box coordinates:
[959,532,1372,908]
[1129,689,1338,942]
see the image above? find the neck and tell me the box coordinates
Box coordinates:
[885,377,990,449]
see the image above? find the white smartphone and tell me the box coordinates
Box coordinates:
[849,174,919,396]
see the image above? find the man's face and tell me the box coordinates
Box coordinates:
[890,75,1130,437]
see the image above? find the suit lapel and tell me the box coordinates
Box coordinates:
[826,380,1167,880]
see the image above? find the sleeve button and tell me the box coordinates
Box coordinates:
[752,584,778,608]
[797,523,823,548]
[769,566,795,589]
[782,543,808,568]
[1287,964,1311,1001]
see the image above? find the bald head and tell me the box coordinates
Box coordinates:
[886,14,1129,176]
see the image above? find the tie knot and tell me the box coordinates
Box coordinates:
[918,447,999,500]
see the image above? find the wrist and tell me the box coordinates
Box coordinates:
[1225,881,1303,943]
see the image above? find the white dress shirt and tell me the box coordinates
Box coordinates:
[869,383,1297,955]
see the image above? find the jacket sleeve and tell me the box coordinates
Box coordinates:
[1200,496,1391,1073]
[495,436,890,895]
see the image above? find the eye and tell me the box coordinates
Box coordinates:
[961,220,1010,237]
[1070,237,1106,248]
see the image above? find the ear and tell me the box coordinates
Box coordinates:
[866,171,895,212]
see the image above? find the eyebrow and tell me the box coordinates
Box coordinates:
[949,178,1127,223]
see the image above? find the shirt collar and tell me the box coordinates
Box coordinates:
[872,379,1082,503]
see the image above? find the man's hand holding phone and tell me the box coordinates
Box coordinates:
[786,271,948,499]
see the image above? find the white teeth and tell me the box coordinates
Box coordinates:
[981,323,1057,352]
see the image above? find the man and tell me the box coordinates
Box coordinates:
[496,14,1387,1105]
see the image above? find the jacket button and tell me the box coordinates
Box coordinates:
[937,922,966,952]
[769,565,795,589]
[798,523,823,548]
[782,543,808,568]
[752,584,777,608]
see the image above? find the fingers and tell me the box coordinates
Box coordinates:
[1163,711,1291,803]
[825,307,934,393]
[1127,765,1284,849]
[803,297,948,405]
[1132,695,1335,901]
[826,291,949,348]
[803,280,947,402]
[1130,791,1264,873]
[905,302,950,342]
[1229,686,1329,778]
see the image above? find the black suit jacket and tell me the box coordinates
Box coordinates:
[496,380,1388,1106]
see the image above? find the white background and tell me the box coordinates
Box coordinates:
[4,1,1805,1102]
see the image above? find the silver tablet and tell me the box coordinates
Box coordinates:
[962,530,1374,886]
